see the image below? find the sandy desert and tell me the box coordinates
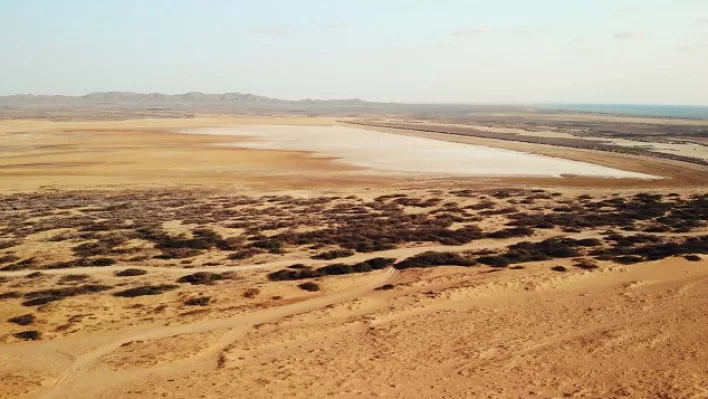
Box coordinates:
[1,110,707,399]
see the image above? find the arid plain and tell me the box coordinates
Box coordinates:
[1,111,708,399]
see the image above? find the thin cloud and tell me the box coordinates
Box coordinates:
[614,32,646,40]
[252,26,291,38]
[702,18,708,24]
[451,27,490,36]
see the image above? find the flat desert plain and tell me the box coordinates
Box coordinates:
[1,114,707,399]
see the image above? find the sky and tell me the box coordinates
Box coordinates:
[1,0,707,105]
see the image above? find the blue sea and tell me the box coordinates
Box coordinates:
[541,104,708,119]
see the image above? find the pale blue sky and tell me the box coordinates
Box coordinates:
[1,0,707,104]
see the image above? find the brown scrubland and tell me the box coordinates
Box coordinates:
[0,113,707,399]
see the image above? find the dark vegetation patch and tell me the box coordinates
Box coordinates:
[227,248,264,260]
[591,235,708,264]
[177,272,223,285]
[375,284,396,291]
[58,274,90,284]
[1,257,37,271]
[8,313,35,325]
[311,249,356,260]
[22,284,112,306]
[0,291,22,300]
[477,256,510,268]
[551,265,568,272]
[0,239,21,250]
[394,251,476,269]
[44,257,117,269]
[684,254,702,262]
[298,282,320,292]
[0,254,20,264]
[185,296,211,306]
[115,268,148,277]
[14,330,42,341]
[267,257,396,281]
[114,284,179,297]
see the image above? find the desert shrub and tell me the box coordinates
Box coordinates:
[115,268,147,277]
[89,257,117,266]
[573,259,599,270]
[43,257,117,269]
[267,267,321,281]
[317,263,355,276]
[8,314,35,326]
[0,291,22,300]
[467,200,495,210]
[298,282,320,292]
[476,256,510,268]
[395,252,476,269]
[311,249,355,260]
[250,238,284,253]
[551,265,567,272]
[593,236,708,263]
[185,296,211,306]
[684,255,701,262]
[58,274,90,284]
[14,330,41,341]
[375,284,395,291]
[500,237,591,264]
[1,257,37,271]
[72,242,112,257]
[114,284,179,297]
[0,254,20,264]
[0,239,21,250]
[177,272,223,285]
[613,255,643,265]
[242,288,260,298]
[156,248,203,259]
[25,272,43,279]
[228,248,265,260]
[486,227,534,239]
[22,284,112,306]
[361,257,396,270]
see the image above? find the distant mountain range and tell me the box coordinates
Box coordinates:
[0,91,372,106]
